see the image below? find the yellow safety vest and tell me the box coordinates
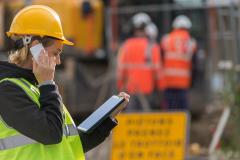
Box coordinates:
[0,78,85,160]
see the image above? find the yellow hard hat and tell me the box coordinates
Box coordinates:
[7,5,73,45]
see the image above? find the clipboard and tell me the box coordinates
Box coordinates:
[77,95,125,133]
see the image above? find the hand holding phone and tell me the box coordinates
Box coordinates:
[31,43,56,84]
[110,92,130,118]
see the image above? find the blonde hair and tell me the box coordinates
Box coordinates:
[8,45,30,66]
[8,36,56,66]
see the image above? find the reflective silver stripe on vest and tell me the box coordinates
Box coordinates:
[0,124,78,150]
[63,124,79,137]
[165,52,192,61]
[118,63,160,69]
[0,134,37,150]
[165,68,190,77]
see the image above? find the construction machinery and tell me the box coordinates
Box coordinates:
[0,0,104,56]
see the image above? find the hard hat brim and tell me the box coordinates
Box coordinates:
[63,39,74,46]
[7,31,74,46]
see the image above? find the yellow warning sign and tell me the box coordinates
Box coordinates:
[111,112,189,160]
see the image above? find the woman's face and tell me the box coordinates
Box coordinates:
[44,40,63,65]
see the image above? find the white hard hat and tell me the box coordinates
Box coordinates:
[145,23,158,40]
[132,12,151,28]
[172,15,192,29]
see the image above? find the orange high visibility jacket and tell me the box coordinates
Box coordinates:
[161,29,197,89]
[117,37,164,95]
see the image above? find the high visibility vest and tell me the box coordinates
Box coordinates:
[161,29,197,89]
[117,37,163,94]
[0,78,85,160]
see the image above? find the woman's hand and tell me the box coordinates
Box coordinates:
[32,50,56,84]
[110,92,130,119]
[118,92,130,103]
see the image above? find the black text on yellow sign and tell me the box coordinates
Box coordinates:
[111,112,189,160]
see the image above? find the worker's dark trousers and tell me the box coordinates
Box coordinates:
[124,95,143,112]
[124,93,161,112]
[163,88,189,110]
[124,94,152,112]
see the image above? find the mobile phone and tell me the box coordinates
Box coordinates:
[77,95,125,133]
[30,43,45,62]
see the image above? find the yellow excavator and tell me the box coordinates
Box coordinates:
[0,0,104,56]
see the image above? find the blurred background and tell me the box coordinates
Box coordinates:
[1,0,240,159]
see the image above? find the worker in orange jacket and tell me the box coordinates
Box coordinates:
[160,15,197,110]
[117,13,164,111]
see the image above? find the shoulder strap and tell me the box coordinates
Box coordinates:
[145,41,155,64]
[0,78,40,107]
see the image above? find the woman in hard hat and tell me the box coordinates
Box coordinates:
[0,5,129,160]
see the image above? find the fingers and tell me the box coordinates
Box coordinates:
[32,58,37,72]
[32,49,55,83]
[118,92,130,102]
[41,50,49,66]
[37,50,56,69]
[38,50,45,65]
[49,57,56,70]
